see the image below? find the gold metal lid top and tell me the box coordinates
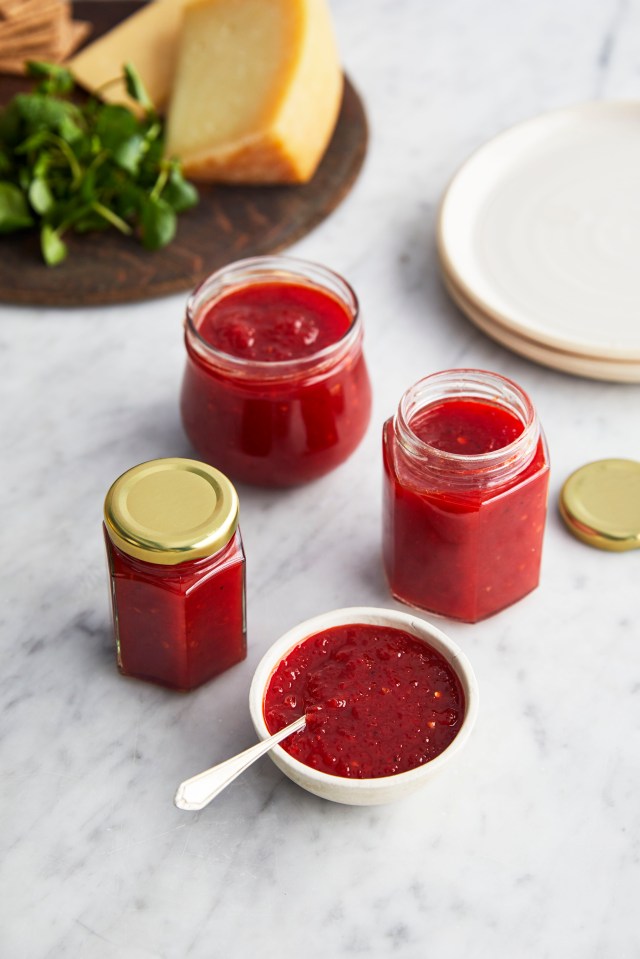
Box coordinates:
[559,458,640,552]
[104,458,239,565]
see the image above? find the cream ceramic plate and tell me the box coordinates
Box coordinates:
[438,102,640,362]
[443,269,640,382]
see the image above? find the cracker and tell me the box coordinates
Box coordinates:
[0,16,91,72]
[60,19,91,59]
[0,1,67,40]
[0,0,63,21]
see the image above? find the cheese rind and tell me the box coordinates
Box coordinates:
[165,0,343,184]
[67,0,188,112]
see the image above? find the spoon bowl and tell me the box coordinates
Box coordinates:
[174,714,307,810]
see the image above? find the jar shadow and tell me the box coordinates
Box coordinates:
[72,610,114,671]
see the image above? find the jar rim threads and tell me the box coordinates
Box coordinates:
[394,369,540,492]
[185,255,362,382]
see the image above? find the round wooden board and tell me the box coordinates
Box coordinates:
[0,1,368,307]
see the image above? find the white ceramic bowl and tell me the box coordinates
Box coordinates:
[249,606,479,805]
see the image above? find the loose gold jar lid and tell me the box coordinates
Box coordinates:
[104,458,239,565]
[559,458,640,551]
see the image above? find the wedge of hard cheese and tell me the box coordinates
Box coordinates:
[165,0,344,184]
[67,0,188,111]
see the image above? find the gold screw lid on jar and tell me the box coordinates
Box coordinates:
[559,458,640,552]
[104,458,239,565]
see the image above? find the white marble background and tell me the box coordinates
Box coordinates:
[3,1,640,956]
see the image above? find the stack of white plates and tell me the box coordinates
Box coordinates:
[437,102,640,382]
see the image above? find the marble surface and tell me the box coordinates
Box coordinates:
[3,1,640,956]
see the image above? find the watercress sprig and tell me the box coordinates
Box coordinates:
[0,61,198,265]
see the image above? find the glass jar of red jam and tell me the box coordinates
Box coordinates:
[103,458,246,691]
[180,256,372,486]
[383,370,550,622]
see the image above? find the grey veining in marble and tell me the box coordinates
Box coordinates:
[2,1,640,956]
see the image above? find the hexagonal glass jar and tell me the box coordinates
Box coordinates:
[104,458,246,690]
[383,370,550,622]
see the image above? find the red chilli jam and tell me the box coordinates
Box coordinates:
[180,256,372,487]
[264,624,465,779]
[103,459,246,691]
[383,369,550,622]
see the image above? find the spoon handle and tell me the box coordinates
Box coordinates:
[174,714,307,811]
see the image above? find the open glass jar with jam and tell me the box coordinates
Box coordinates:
[103,458,246,690]
[180,256,372,486]
[383,369,550,622]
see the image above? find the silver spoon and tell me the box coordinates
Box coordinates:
[174,714,307,811]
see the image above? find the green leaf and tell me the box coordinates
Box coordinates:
[25,61,75,96]
[123,63,154,112]
[33,151,51,179]
[94,105,146,173]
[0,101,22,146]
[16,130,82,187]
[113,134,146,174]
[0,181,33,231]
[140,195,176,249]
[28,177,54,215]
[113,182,144,220]
[95,104,139,143]
[162,166,199,212]
[40,224,67,265]
[139,135,163,175]
[14,130,50,154]
[14,94,82,137]
[0,63,198,263]
[144,119,162,144]
[58,114,83,144]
